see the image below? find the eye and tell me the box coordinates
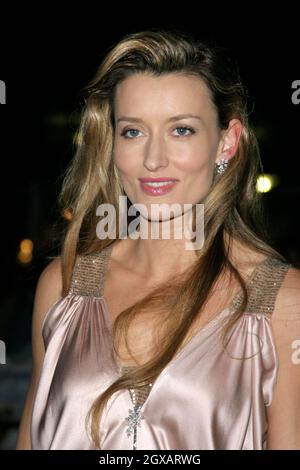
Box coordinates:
[173,126,195,137]
[120,128,142,139]
[120,126,196,139]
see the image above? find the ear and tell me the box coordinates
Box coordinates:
[215,118,243,164]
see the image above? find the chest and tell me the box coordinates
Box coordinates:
[103,266,235,367]
[103,272,161,365]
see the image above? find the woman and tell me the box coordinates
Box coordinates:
[16,29,300,450]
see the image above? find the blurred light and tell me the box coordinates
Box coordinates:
[63,208,73,221]
[17,250,33,264]
[256,174,279,193]
[20,238,33,255]
[47,112,80,127]
[17,238,33,265]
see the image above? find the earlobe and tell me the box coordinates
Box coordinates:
[214,119,243,173]
[215,158,229,174]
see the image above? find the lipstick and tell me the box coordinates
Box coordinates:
[139,177,179,196]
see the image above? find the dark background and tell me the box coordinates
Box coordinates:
[0,2,299,449]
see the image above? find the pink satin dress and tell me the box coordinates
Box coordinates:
[30,244,291,450]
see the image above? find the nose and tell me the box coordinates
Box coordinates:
[143,135,169,171]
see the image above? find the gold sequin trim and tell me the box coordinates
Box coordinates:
[232,257,291,316]
[69,244,113,297]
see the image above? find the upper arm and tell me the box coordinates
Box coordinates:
[15,256,63,450]
[266,266,300,450]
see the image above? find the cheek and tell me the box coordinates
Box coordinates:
[113,149,138,178]
[173,144,211,173]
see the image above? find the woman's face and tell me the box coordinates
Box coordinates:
[113,72,235,221]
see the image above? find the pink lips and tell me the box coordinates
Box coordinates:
[139,177,179,196]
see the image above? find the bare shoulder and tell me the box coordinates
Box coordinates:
[33,256,63,328]
[15,256,63,450]
[38,256,62,288]
[31,256,63,365]
[272,264,300,321]
[266,264,300,449]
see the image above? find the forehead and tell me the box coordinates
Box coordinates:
[114,73,217,122]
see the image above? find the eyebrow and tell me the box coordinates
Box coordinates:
[116,113,203,124]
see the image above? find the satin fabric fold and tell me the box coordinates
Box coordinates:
[31,293,277,450]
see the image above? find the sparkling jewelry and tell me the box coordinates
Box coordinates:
[215,158,229,174]
[124,383,153,450]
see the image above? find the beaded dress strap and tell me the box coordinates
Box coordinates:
[232,257,291,316]
[122,366,153,407]
[69,244,113,297]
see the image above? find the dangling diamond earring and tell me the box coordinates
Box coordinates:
[215,158,229,174]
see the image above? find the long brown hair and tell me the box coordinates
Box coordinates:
[57,29,286,448]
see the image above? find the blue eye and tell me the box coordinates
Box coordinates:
[174,126,195,137]
[120,126,195,139]
[121,128,142,139]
